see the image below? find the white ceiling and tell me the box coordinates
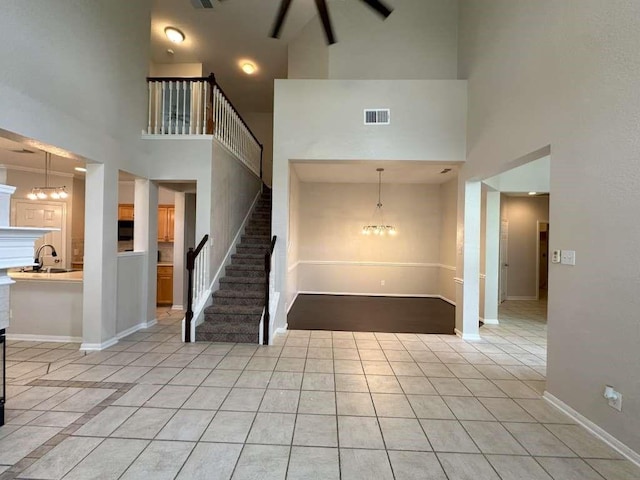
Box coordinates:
[0,136,86,176]
[291,161,459,184]
[151,0,320,114]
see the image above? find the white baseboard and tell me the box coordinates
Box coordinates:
[296,290,443,298]
[117,319,158,340]
[439,295,456,306]
[6,333,83,343]
[275,324,288,335]
[543,391,640,467]
[482,318,500,325]
[454,328,482,341]
[506,295,538,301]
[171,305,184,311]
[80,337,118,351]
[286,291,300,313]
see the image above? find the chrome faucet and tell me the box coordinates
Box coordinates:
[33,244,57,271]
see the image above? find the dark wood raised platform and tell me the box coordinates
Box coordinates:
[287,294,455,335]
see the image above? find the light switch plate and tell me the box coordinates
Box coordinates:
[561,250,576,265]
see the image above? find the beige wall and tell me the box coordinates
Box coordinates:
[243,113,274,186]
[288,0,458,80]
[459,0,640,453]
[149,63,204,77]
[210,141,262,279]
[501,195,549,299]
[7,168,75,269]
[438,178,457,303]
[286,168,302,312]
[295,182,442,295]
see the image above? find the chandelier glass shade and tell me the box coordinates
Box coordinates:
[27,152,68,200]
[361,168,396,236]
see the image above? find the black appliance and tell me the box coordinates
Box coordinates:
[118,220,134,241]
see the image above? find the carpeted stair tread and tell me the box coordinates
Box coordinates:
[205,304,264,315]
[196,332,259,343]
[220,276,265,284]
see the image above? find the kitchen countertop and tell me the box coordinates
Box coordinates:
[158,262,173,267]
[9,270,83,282]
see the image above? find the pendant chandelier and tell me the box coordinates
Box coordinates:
[27,151,68,200]
[362,168,396,236]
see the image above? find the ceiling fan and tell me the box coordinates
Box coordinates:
[271,0,394,45]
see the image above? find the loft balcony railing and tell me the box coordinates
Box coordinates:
[146,73,263,178]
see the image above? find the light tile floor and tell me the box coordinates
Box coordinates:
[1,304,638,479]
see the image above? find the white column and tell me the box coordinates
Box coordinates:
[82,163,118,350]
[172,192,185,310]
[484,190,501,324]
[134,179,158,324]
[460,180,481,341]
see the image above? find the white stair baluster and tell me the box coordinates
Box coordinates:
[147,82,152,134]
[182,80,187,134]
[196,81,202,135]
[161,81,166,134]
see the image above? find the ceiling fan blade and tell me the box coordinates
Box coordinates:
[359,0,394,18]
[315,0,336,45]
[270,0,293,39]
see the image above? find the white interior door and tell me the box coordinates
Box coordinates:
[499,219,509,303]
[14,201,65,267]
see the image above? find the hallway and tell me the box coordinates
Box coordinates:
[1,306,638,479]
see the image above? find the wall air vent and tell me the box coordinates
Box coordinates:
[190,0,214,8]
[364,109,390,125]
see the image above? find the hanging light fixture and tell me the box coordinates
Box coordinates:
[362,168,396,236]
[27,151,69,200]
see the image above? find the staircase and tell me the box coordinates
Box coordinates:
[196,188,271,343]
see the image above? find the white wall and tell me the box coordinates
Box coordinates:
[288,0,458,80]
[459,0,640,454]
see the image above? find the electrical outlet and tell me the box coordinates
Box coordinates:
[381,280,385,286]
[551,250,561,264]
[604,386,623,411]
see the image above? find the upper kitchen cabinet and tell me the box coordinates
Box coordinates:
[158,205,175,242]
[118,204,134,221]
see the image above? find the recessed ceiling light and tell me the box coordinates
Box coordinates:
[528,191,537,195]
[241,62,257,75]
[75,167,87,173]
[164,26,185,44]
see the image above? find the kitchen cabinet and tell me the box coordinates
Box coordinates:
[157,265,173,305]
[158,205,175,242]
[118,204,134,221]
